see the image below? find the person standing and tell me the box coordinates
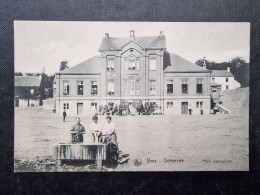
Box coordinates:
[70,117,85,143]
[188,104,192,115]
[63,110,67,122]
[90,115,102,143]
[102,116,119,152]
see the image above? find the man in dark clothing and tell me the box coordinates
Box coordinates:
[70,117,85,143]
[63,110,67,122]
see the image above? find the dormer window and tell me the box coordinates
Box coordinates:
[107,58,114,71]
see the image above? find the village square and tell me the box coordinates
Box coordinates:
[14,22,249,171]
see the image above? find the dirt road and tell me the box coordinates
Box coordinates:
[14,105,248,171]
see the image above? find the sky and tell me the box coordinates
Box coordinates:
[14,21,250,75]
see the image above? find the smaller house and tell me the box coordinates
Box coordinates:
[210,67,241,90]
[210,81,221,105]
[14,76,41,107]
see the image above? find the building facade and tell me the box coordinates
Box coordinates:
[210,67,241,90]
[15,76,41,107]
[54,31,211,115]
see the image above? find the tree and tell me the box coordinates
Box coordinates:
[113,104,119,115]
[231,56,246,69]
[14,72,23,76]
[195,59,209,67]
[25,72,41,76]
[60,60,69,71]
[230,57,248,87]
[195,59,218,70]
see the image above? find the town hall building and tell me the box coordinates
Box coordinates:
[53,30,211,115]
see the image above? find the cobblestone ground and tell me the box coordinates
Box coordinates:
[14,105,248,172]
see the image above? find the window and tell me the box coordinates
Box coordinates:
[63,81,70,95]
[107,58,114,71]
[196,79,203,94]
[91,81,98,95]
[150,80,156,95]
[149,58,156,70]
[212,78,215,82]
[129,59,135,70]
[136,80,140,95]
[136,59,140,70]
[91,103,97,111]
[129,78,135,95]
[63,103,69,110]
[167,80,173,94]
[226,85,229,90]
[125,56,140,71]
[196,102,203,108]
[181,80,188,94]
[167,102,173,108]
[126,78,140,95]
[30,89,34,94]
[108,81,114,95]
[226,78,229,82]
[77,81,84,95]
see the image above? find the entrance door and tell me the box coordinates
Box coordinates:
[77,103,83,115]
[181,102,188,114]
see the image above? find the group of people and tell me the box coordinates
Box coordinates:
[69,115,119,151]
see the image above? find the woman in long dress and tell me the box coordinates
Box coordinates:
[90,115,102,143]
[102,116,119,152]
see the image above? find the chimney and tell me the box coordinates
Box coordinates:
[202,58,207,69]
[160,31,164,37]
[227,67,230,72]
[105,33,109,39]
[130,30,135,40]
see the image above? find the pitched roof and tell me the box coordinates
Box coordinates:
[99,36,166,51]
[211,82,221,87]
[58,56,101,75]
[164,53,210,73]
[15,76,41,87]
[210,70,233,77]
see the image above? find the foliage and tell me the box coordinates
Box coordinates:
[103,105,108,113]
[144,102,156,115]
[195,57,249,87]
[25,72,41,76]
[136,101,145,114]
[113,104,119,114]
[98,105,103,114]
[231,56,246,69]
[14,72,23,76]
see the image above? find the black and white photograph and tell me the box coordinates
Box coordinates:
[14,21,250,172]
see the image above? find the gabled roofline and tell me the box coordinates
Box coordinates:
[120,40,144,50]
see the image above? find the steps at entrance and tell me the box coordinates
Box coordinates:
[215,104,230,114]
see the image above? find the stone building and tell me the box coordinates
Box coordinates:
[54,30,211,115]
[210,67,241,90]
[14,76,41,107]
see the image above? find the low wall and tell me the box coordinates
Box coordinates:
[16,98,40,107]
